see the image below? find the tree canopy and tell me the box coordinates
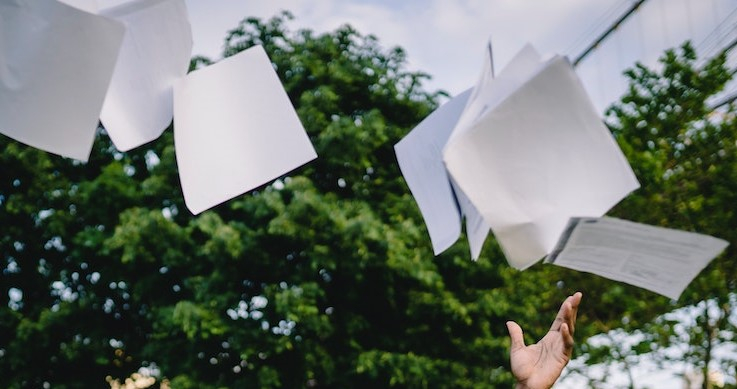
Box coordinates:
[1,11,735,389]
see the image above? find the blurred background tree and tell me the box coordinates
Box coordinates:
[0,11,735,389]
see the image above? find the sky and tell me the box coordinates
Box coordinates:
[182,0,737,113]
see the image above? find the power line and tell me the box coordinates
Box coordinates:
[696,5,737,66]
[708,35,737,110]
[700,4,737,111]
[710,90,737,110]
[572,0,649,67]
[565,0,631,57]
[565,0,737,110]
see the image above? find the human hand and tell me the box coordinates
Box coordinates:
[507,292,582,389]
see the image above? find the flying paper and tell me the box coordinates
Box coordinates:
[394,89,471,256]
[546,217,729,300]
[99,0,193,151]
[395,45,546,260]
[395,44,556,260]
[0,0,125,161]
[396,41,728,299]
[396,42,640,268]
[57,0,98,13]
[173,45,318,214]
[443,49,640,269]
[1,1,318,214]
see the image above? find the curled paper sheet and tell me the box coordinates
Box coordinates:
[0,0,125,161]
[393,43,534,260]
[100,0,193,151]
[443,54,640,269]
[450,176,489,260]
[394,89,470,255]
[546,217,729,300]
[394,44,561,260]
[395,41,640,267]
[394,87,491,260]
[449,44,543,145]
[57,0,98,13]
[173,45,318,214]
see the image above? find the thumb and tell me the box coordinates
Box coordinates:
[506,321,526,351]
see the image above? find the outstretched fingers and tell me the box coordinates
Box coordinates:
[550,292,583,333]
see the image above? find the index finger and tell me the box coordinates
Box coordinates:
[550,292,583,334]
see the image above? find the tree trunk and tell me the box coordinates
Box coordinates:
[701,318,713,389]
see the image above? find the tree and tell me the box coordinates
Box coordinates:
[0,12,577,388]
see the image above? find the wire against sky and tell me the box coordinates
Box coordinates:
[571,0,648,67]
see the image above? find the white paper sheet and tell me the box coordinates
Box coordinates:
[444,54,640,269]
[394,89,470,255]
[99,0,192,151]
[173,45,317,214]
[0,0,125,161]
[546,217,729,300]
[394,87,492,259]
[394,45,552,259]
[449,44,543,144]
[449,177,489,260]
[57,0,98,13]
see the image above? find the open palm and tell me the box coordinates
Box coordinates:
[507,292,582,389]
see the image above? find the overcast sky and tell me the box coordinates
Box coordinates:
[183,0,737,113]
